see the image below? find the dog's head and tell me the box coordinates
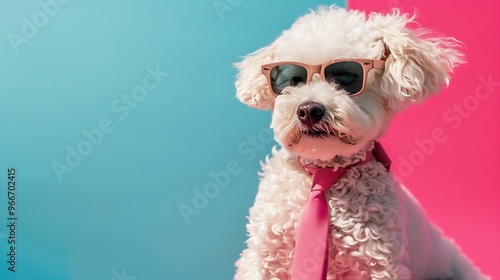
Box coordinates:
[235,7,464,161]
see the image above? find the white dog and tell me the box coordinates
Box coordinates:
[233,6,490,280]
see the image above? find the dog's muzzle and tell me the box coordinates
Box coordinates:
[293,101,357,145]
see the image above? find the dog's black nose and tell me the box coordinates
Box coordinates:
[297,102,325,126]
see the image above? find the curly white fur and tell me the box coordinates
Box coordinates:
[233,6,489,280]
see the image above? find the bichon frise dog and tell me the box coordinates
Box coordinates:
[233,6,490,280]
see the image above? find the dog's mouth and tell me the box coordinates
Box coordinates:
[291,128,357,145]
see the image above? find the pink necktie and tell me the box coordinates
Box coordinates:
[291,143,390,280]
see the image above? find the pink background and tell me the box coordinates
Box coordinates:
[348,0,500,278]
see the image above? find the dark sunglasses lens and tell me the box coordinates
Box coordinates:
[269,64,307,95]
[324,62,363,95]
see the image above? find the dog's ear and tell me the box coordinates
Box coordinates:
[370,11,465,110]
[234,43,278,110]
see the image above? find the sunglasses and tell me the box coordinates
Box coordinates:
[261,58,385,97]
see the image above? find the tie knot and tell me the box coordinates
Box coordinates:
[311,167,348,192]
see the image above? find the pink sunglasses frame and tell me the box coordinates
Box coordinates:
[261,58,386,97]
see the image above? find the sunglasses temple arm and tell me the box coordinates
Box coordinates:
[373,60,386,70]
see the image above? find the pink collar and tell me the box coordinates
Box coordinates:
[300,141,391,178]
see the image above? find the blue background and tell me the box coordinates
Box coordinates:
[0,1,344,279]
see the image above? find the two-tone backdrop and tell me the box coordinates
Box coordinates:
[0,0,498,279]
